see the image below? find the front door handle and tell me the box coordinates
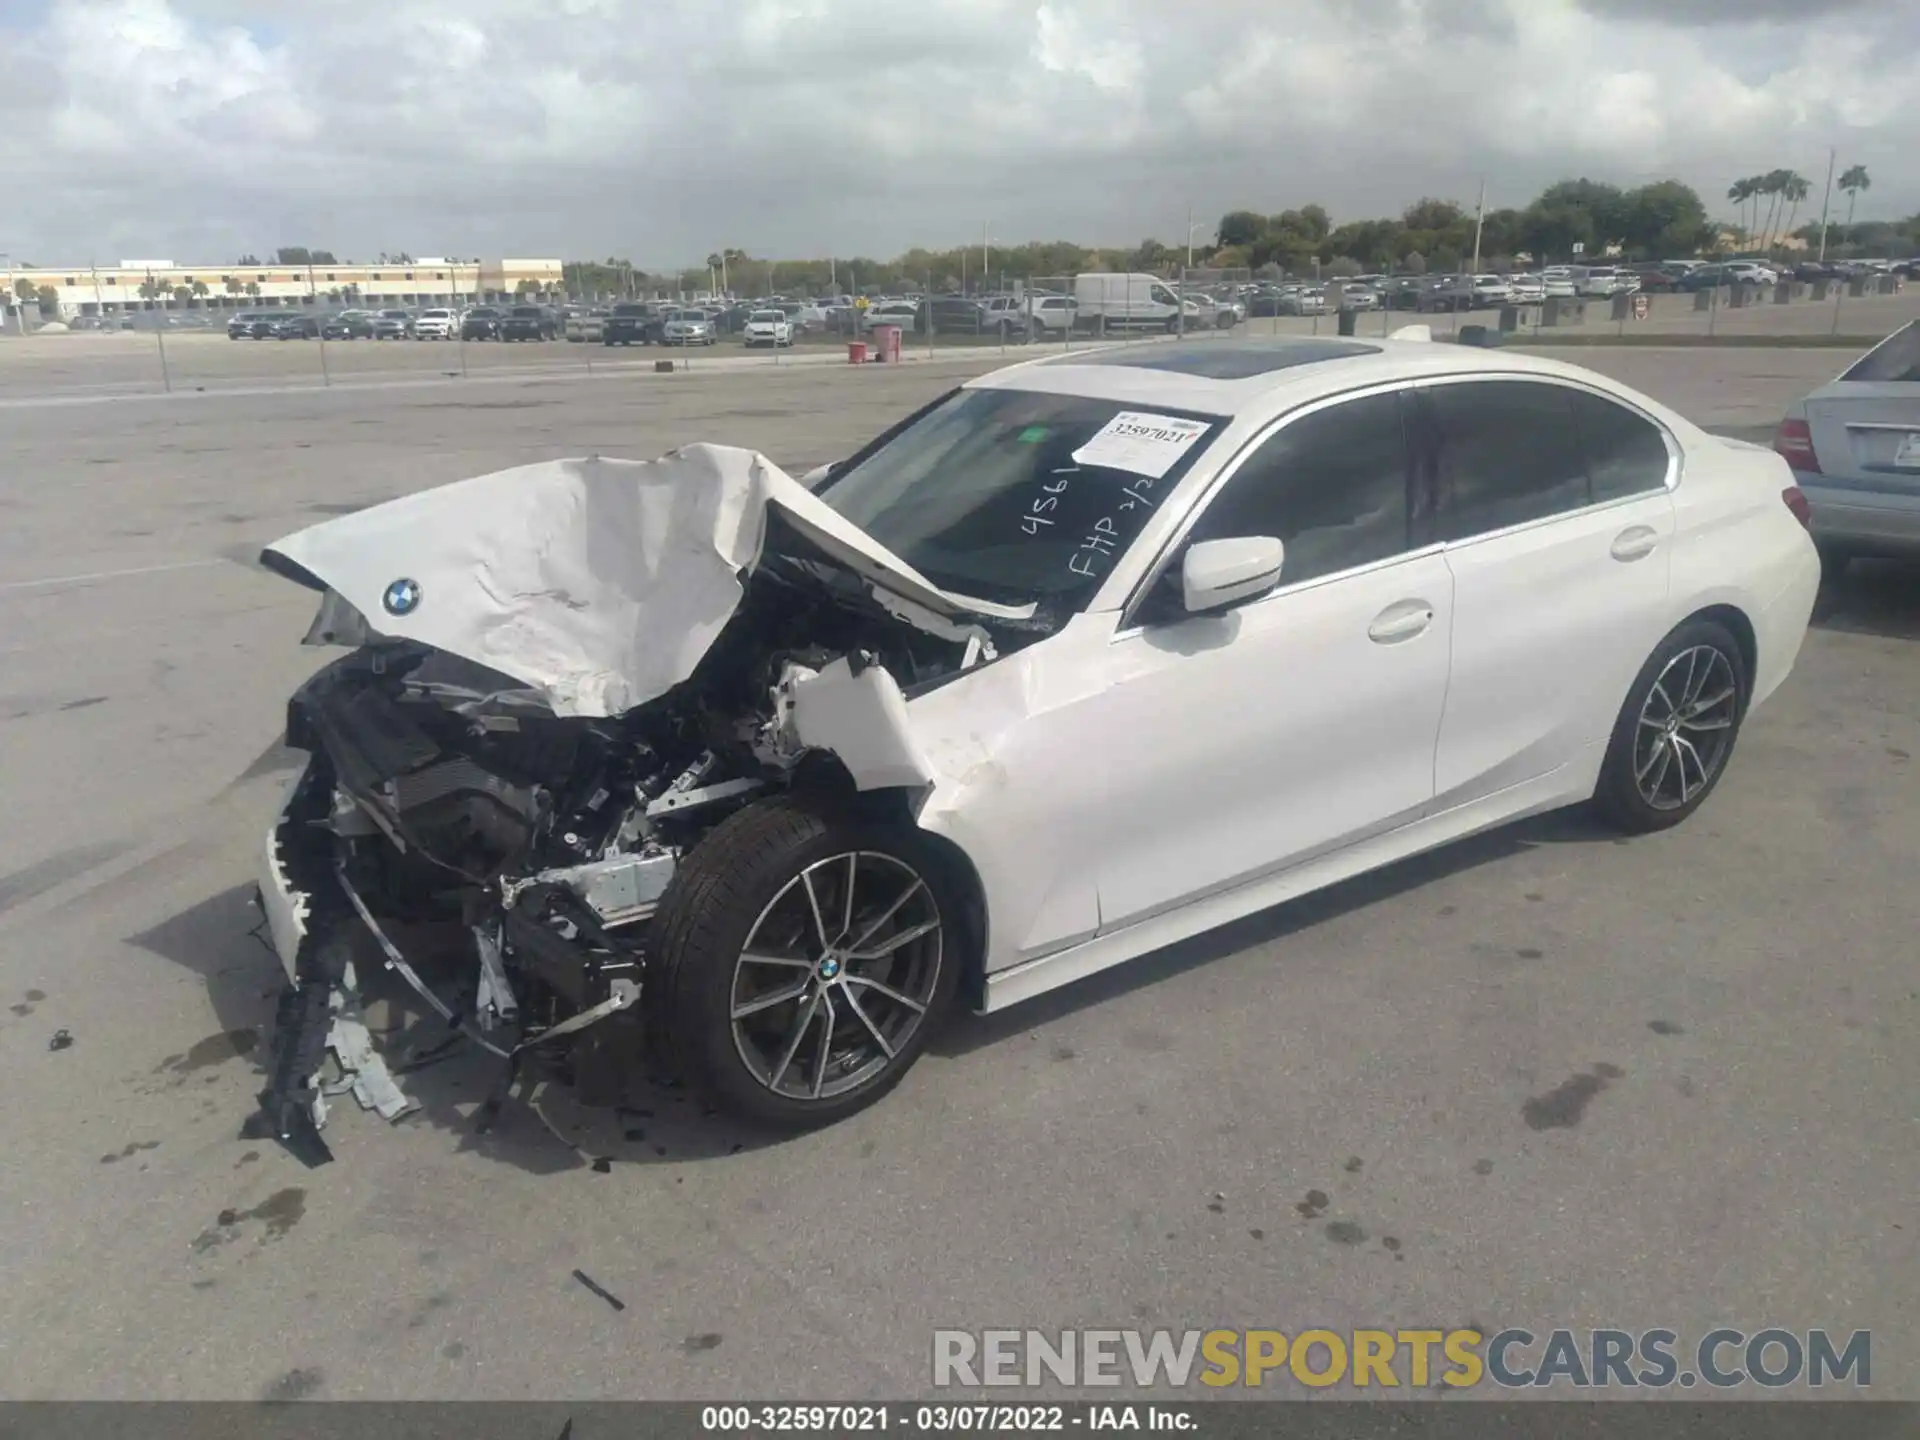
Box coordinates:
[1368,599,1435,644]
[1611,525,1660,562]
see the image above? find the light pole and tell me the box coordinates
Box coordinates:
[1186,214,1207,269]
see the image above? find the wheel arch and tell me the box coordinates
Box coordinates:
[1682,601,1758,698]
[789,764,993,1009]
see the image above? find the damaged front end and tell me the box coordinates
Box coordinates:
[247,447,1022,1161]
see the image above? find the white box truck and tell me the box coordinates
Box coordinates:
[1072,273,1198,333]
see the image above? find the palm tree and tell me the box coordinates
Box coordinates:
[1777,173,1810,253]
[1838,164,1871,230]
[1727,178,1755,243]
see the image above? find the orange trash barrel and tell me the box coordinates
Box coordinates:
[847,340,868,364]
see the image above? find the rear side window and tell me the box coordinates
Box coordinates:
[1428,381,1588,542]
[1840,321,1920,383]
[1571,391,1671,501]
[1186,390,1412,585]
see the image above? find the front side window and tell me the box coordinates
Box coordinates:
[816,388,1225,610]
[1185,390,1413,586]
[1429,381,1589,542]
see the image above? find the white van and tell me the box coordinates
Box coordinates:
[1072,273,1198,332]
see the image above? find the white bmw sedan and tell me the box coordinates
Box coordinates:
[253,334,1820,1147]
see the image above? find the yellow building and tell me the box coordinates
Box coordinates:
[3,256,565,319]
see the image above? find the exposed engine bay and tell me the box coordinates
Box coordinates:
[250,447,1041,1160]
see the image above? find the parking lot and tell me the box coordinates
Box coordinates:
[0,343,1915,1402]
[5,285,1917,404]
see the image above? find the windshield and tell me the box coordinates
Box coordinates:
[815,387,1225,608]
[751,311,784,322]
[511,306,543,317]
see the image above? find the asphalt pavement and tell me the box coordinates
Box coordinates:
[0,347,1913,1401]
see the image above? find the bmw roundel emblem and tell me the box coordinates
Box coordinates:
[382,577,422,617]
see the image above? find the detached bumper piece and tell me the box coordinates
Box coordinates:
[248,759,439,1165]
[248,750,650,1164]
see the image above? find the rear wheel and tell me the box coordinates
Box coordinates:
[1592,619,1749,834]
[646,797,964,1129]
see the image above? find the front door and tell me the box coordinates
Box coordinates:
[1087,388,1455,931]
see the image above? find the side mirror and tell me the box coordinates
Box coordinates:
[1182,537,1285,614]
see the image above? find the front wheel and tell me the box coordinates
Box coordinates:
[646,797,965,1130]
[1591,619,1749,834]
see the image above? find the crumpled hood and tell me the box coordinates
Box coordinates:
[262,443,1016,718]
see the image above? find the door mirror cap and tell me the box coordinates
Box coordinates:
[1182,536,1285,614]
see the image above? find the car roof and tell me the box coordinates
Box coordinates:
[966,336,1638,418]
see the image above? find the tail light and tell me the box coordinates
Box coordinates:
[1782,486,1812,530]
[1773,417,1821,473]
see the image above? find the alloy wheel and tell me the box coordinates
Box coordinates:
[728,851,943,1102]
[1632,645,1738,810]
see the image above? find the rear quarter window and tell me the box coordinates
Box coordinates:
[1840,322,1920,383]
[1570,390,1672,501]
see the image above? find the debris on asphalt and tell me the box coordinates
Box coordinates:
[48,1029,73,1052]
[571,1269,625,1312]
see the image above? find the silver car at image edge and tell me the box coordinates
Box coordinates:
[247,333,1821,1158]
[1774,319,1920,565]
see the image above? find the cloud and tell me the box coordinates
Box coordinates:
[0,0,1913,268]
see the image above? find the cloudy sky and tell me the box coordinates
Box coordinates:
[1,0,1914,269]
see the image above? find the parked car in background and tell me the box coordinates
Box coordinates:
[743,309,795,348]
[1023,293,1077,336]
[1726,261,1779,286]
[662,309,718,346]
[862,299,923,335]
[1540,268,1579,299]
[1509,274,1547,303]
[1628,265,1682,293]
[1418,276,1476,312]
[1380,277,1425,310]
[1280,285,1328,316]
[1327,281,1380,312]
[227,311,277,339]
[1578,266,1630,297]
[268,313,321,339]
[1774,319,1920,567]
[603,302,663,346]
[460,306,505,340]
[321,309,376,339]
[373,309,414,340]
[978,295,1027,336]
[564,308,609,342]
[497,305,556,341]
[413,308,458,340]
[1471,274,1512,306]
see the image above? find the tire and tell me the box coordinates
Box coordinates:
[1591,618,1750,834]
[645,796,965,1130]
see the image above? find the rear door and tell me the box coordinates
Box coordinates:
[1421,377,1677,806]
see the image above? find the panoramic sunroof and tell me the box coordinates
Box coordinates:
[1066,338,1382,378]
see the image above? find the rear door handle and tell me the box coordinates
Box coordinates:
[1368,599,1435,644]
[1611,525,1660,562]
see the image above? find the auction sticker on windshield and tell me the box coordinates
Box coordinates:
[1071,412,1211,479]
